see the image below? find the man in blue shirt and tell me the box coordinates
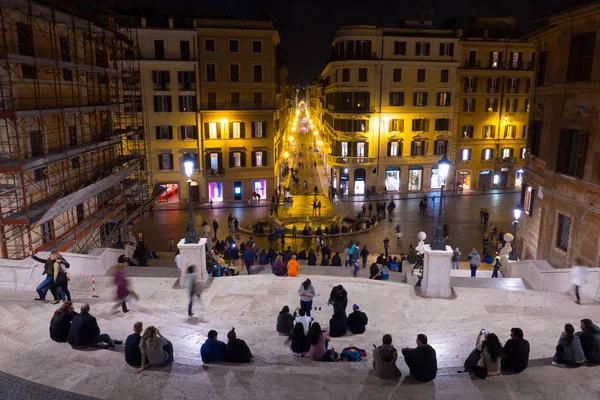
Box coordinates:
[201,330,226,363]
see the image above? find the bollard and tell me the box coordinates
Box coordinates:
[91,274,99,298]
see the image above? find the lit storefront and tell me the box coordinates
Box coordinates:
[354,168,366,195]
[408,166,423,191]
[253,180,267,199]
[385,167,400,191]
[431,166,441,189]
[158,183,179,203]
[208,181,223,202]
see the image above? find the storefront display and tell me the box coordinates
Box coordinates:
[408,167,423,191]
[208,182,223,202]
[253,180,267,199]
[385,167,400,191]
[158,183,179,203]
[431,167,441,189]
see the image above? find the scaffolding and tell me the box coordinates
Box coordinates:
[0,0,148,259]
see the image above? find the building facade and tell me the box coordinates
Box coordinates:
[519,1,600,268]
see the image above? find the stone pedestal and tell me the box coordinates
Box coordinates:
[422,244,452,298]
[178,238,208,285]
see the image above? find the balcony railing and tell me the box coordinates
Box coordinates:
[327,155,375,165]
[200,101,277,111]
[328,52,378,62]
[153,83,170,91]
[179,83,196,91]
[462,60,534,71]
[326,105,375,114]
[206,167,225,175]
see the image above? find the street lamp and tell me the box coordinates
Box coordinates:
[431,154,451,250]
[509,204,522,260]
[183,156,199,244]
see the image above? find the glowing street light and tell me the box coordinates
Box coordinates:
[183,156,198,244]
[283,151,289,158]
[431,154,451,250]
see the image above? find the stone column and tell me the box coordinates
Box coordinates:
[422,244,452,298]
[178,238,208,286]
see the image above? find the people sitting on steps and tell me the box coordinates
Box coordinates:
[49,301,77,342]
[287,255,300,277]
[272,255,287,276]
[502,327,530,373]
[137,326,174,373]
[369,263,380,280]
[201,330,226,364]
[297,249,307,260]
[225,327,253,363]
[307,322,330,361]
[320,254,330,266]
[307,249,317,266]
[553,323,585,368]
[125,322,144,368]
[347,304,368,334]
[289,322,309,357]
[276,306,295,335]
[331,252,342,266]
[329,308,348,337]
[373,334,401,379]
[401,334,438,382]
[576,318,600,364]
[473,330,503,376]
[68,303,122,349]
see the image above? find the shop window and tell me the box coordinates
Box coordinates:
[408,167,423,191]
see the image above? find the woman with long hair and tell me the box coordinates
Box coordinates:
[49,301,76,342]
[306,322,330,361]
[136,326,174,373]
[476,331,503,376]
[33,251,70,303]
[553,323,585,367]
[289,322,308,357]
[297,279,315,317]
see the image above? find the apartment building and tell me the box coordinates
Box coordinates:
[319,22,459,196]
[519,1,600,268]
[455,18,534,190]
[197,19,289,203]
[0,0,146,259]
[127,16,200,205]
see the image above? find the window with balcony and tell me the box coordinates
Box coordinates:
[230,64,239,82]
[252,40,262,53]
[462,125,474,138]
[463,98,475,112]
[502,147,514,159]
[206,92,217,109]
[206,64,216,82]
[415,42,430,56]
[208,153,220,171]
[357,142,366,157]
[436,92,451,106]
[482,148,493,160]
[152,70,170,90]
[504,125,516,138]
[180,40,190,61]
[388,141,400,156]
[358,68,368,82]
[342,68,350,82]
[388,119,404,132]
[440,69,449,83]
[557,129,588,178]
[489,51,502,68]
[394,41,406,55]
[254,92,263,107]
[181,126,197,140]
[412,118,429,132]
[486,98,498,112]
[252,121,266,138]
[413,92,428,106]
[467,50,477,67]
[229,39,239,53]
[341,141,349,156]
[411,140,425,156]
[158,153,173,170]
[417,69,426,82]
[461,148,471,161]
[483,125,495,139]
[155,125,172,140]
[392,68,402,82]
[253,65,263,82]
[434,140,448,155]
[439,42,454,56]
[231,92,240,107]
[567,32,596,82]
[506,98,518,113]
[389,92,405,106]
[434,118,450,132]
[178,71,196,90]
[356,40,371,58]
[153,40,164,60]
[205,39,215,52]
[153,95,172,112]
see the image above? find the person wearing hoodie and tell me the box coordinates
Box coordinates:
[329,308,348,337]
[258,250,269,266]
[468,248,481,277]
[287,255,300,277]
[200,330,226,363]
[225,328,253,363]
[307,249,317,266]
[373,334,401,379]
[276,306,295,335]
[331,252,342,266]
[576,319,600,364]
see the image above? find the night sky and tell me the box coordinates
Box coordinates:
[118,0,569,84]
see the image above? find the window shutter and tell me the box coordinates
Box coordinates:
[158,154,163,170]
[229,151,234,167]
[168,154,173,170]
[424,119,430,132]
[262,121,267,138]
[439,43,444,56]
[204,122,209,139]
[177,71,182,83]
[193,126,198,139]
[165,71,170,83]
[463,98,468,112]
[364,142,369,157]
[167,96,172,112]
[229,122,234,139]
[449,43,454,56]
[497,52,503,67]
[487,78,492,92]
[168,126,173,140]
[179,126,184,140]
[575,132,588,178]
[472,98,476,112]
[506,99,510,112]
[412,119,417,131]
[155,126,160,140]
[436,93,440,106]
[251,151,256,166]
[387,120,392,132]
[178,96,183,112]
[262,151,268,166]
[425,43,431,55]
[394,41,399,55]
[387,141,392,156]
[240,122,246,138]
[204,153,211,170]
[192,98,197,112]
[241,151,246,167]
[216,122,221,139]
[581,32,596,81]
[488,52,494,67]
[423,93,428,106]
[153,96,159,112]
[514,99,519,112]
[516,79,521,93]
[473,77,478,91]
[217,153,223,171]
[415,43,421,56]
[191,72,196,83]
[251,122,256,138]
[152,71,158,82]
[556,130,569,174]
[413,92,417,106]
[509,52,514,67]
[444,140,448,154]
[399,119,404,132]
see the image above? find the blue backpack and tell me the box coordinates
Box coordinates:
[341,347,365,361]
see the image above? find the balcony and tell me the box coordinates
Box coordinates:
[200,101,277,111]
[179,83,196,91]
[326,105,375,114]
[328,52,378,62]
[327,155,375,165]
[153,83,170,91]
[206,167,225,175]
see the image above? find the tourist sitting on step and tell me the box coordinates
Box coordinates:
[295,308,313,334]
[201,330,226,363]
[553,323,585,368]
[272,255,287,276]
[68,304,122,349]
[307,322,330,361]
[287,255,300,277]
[225,327,253,363]
[136,326,174,373]
[401,334,438,382]
[320,254,330,266]
[125,322,144,368]
[297,249,307,260]
[331,252,343,266]
[347,304,368,334]
[576,319,600,364]
[372,334,401,379]
[502,328,530,373]
[258,250,269,266]
[277,306,295,335]
[369,263,380,280]
[472,330,503,376]
[329,308,348,337]
[289,322,309,357]
[49,301,77,342]
[307,249,317,265]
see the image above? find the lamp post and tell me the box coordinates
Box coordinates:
[431,154,451,250]
[184,157,199,244]
[509,204,522,260]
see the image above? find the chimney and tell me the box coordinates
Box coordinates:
[169,16,174,29]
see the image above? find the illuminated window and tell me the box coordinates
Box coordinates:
[461,148,471,161]
[482,148,493,160]
[208,122,218,139]
[341,142,349,156]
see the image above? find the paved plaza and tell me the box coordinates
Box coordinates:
[1,267,599,399]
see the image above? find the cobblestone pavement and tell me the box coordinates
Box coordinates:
[0,371,98,400]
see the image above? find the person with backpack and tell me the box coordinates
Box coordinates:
[307,322,330,361]
[492,253,501,278]
[373,334,401,379]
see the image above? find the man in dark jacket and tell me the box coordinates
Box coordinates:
[328,309,348,337]
[307,250,317,265]
[125,322,144,367]
[33,252,70,301]
[283,246,293,264]
[49,302,77,342]
[225,328,253,363]
[373,334,401,379]
[328,285,348,315]
[369,263,380,279]
[68,304,120,348]
[401,334,437,382]
[576,319,600,364]
[201,330,226,363]
[347,304,368,334]
[331,252,343,266]
[502,327,530,373]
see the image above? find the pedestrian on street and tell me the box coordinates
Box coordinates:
[492,253,501,278]
[468,249,481,277]
[479,208,484,224]
[292,225,297,240]
[343,243,350,267]
[312,200,317,216]
[368,203,373,216]
[571,258,589,305]
[351,242,361,278]
[383,236,390,257]
[313,161,317,169]
[186,265,202,317]
[317,200,322,216]
[212,219,219,238]
[482,235,490,256]
[419,199,424,215]
[360,245,369,269]
[362,204,367,218]
[113,255,130,313]
[423,199,428,216]
[452,247,461,270]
